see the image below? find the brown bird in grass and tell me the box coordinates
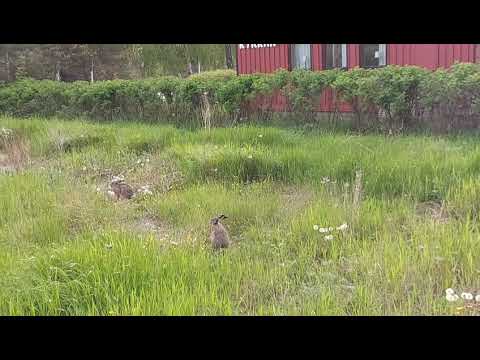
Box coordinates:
[110,176,134,200]
[210,214,230,250]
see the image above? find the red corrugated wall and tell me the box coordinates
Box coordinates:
[438,44,476,68]
[237,44,290,112]
[237,44,289,74]
[238,44,479,113]
[388,44,476,69]
[388,44,438,69]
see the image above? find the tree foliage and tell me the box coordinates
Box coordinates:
[0,44,233,82]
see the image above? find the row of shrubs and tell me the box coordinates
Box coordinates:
[1,65,480,132]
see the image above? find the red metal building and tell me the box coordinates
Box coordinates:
[236,44,480,112]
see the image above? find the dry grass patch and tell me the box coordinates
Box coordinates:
[0,129,31,173]
[279,185,315,219]
[415,200,450,223]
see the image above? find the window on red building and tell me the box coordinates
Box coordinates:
[324,44,347,69]
[291,44,312,70]
[360,44,386,68]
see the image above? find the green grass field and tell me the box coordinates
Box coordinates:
[1,116,479,315]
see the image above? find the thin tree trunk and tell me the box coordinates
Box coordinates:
[55,61,61,81]
[90,57,94,83]
[225,44,233,69]
[5,51,10,82]
[201,92,211,131]
[184,44,193,77]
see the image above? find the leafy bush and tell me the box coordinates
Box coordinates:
[1,64,480,132]
[332,66,430,131]
[189,69,236,81]
[283,69,337,113]
[419,63,480,132]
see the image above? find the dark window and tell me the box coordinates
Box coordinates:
[324,44,347,69]
[360,44,386,68]
[291,44,312,70]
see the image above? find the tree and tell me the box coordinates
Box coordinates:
[225,44,234,69]
[0,44,230,82]
[0,44,38,81]
[0,45,13,81]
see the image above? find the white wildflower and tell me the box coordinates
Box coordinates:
[446,293,458,302]
[337,223,348,231]
[258,134,263,138]
[146,158,150,163]
[105,243,113,250]
[328,227,334,232]
[157,92,167,102]
[321,177,330,184]
[107,190,116,199]
[214,168,218,172]
[112,175,124,182]
[96,187,101,192]
[445,288,455,296]
[324,235,334,241]
[1,127,13,136]
[248,155,253,159]
[82,166,87,171]
[313,225,319,231]
[137,185,153,196]
[319,227,329,233]
[461,292,473,300]
[475,294,480,302]
[136,159,142,164]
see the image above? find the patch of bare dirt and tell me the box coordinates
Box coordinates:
[415,200,450,223]
[128,215,172,242]
[0,153,14,173]
[127,157,184,194]
[279,185,315,218]
[0,131,31,174]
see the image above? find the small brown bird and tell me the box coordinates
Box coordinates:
[210,214,230,250]
[110,176,134,200]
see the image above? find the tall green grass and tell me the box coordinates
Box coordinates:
[0,115,479,315]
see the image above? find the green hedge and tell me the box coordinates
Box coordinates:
[1,65,480,132]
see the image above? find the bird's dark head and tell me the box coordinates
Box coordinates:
[211,214,227,225]
[111,175,125,185]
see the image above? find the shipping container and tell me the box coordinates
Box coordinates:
[237,44,479,112]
